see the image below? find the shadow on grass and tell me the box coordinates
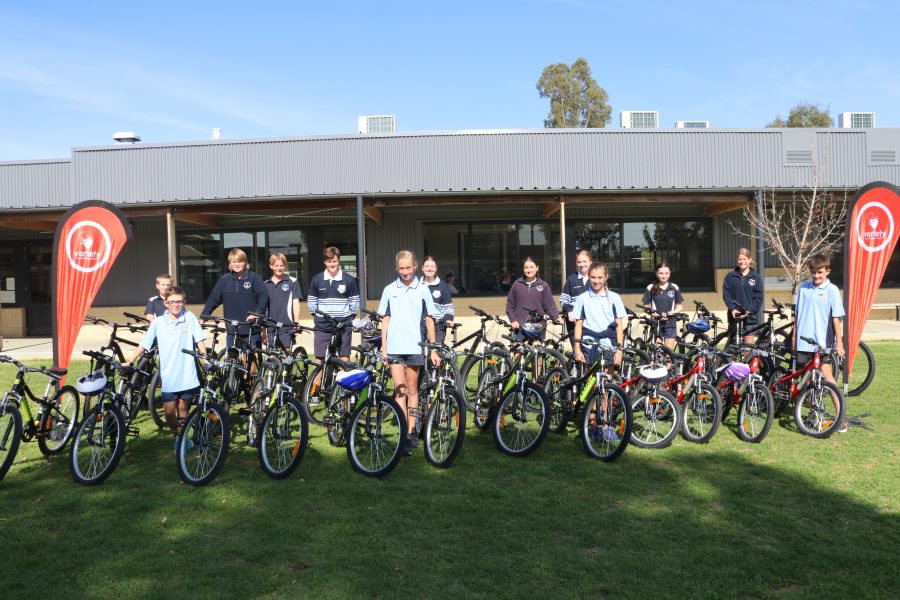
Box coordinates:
[1,417,897,600]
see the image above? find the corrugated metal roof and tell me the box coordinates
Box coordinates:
[1,129,898,211]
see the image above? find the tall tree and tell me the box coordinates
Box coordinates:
[537,58,611,128]
[767,102,833,127]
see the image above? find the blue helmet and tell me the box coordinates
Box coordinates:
[335,369,374,391]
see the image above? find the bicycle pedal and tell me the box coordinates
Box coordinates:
[127,427,141,437]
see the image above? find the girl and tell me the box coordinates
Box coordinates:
[378,250,442,451]
[421,256,455,345]
[722,248,764,344]
[642,261,684,350]
[505,256,561,338]
[560,249,593,346]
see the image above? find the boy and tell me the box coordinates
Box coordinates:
[793,253,846,432]
[265,252,303,351]
[144,274,173,321]
[130,286,207,445]
[307,247,359,362]
[202,248,268,348]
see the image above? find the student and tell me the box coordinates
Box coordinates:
[129,286,207,446]
[572,263,625,442]
[793,253,846,432]
[307,246,359,362]
[264,252,303,352]
[560,250,593,345]
[723,248,764,344]
[445,271,460,294]
[144,274,173,321]
[378,250,442,451]
[420,255,454,344]
[505,256,561,338]
[642,260,684,350]
[201,248,268,348]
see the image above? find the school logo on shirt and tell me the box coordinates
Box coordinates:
[432,290,441,298]
[748,278,756,286]
[243,281,252,289]
[337,284,346,294]
[667,290,674,298]
[281,283,290,292]
[536,285,544,292]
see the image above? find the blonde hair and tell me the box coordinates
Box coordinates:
[395,250,416,266]
[737,248,753,263]
[269,252,287,266]
[576,249,593,261]
[228,248,248,263]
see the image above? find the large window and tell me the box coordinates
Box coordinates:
[424,222,562,294]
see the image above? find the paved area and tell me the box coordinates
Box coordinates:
[0,315,897,363]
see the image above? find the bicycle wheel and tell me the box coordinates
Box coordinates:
[459,355,481,412]
[0,405,23,482]
[37,385,80,455]
[581,383,632,462]
[129,353,157,416]
[302,363,335,427]
[492,381,550,457]
[326,385,353,447]
[794,382,844,439]
[630,387,681,449]
[736,384,774,443]
[246,370,275,448]
[178,402,230,486]
[424,387,466,468]
[473,366,500,431]
[542,367,570,434]
[217,349,244,407]
[834,341,875,397]
[680,382,721,444]
[69,402,126,486]
[347,393,405,477]
[147,369,166,429]
[767,367,793,417]
[259,397,308,479]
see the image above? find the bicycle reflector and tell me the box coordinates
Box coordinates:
[723,362,750,382]
[639,364,669,383]
[686,319,710,335]
[335,369,374,391]
[75,370,107,395]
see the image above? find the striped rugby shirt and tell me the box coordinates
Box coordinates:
[307,269,360,331]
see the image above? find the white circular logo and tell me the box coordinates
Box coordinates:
[281,283,290,292]
[65,220,111,273]
[432,290,440,298]
[667,290,675,298]
[856,201,894,253]
[536,285,544,292]
[243,281,252,289]
[748,278,756,286]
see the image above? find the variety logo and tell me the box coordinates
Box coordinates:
[65,221,111,273]
[856,201,894,253]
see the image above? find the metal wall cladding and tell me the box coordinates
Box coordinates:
[0,160,71,209]
[94,219,167,306]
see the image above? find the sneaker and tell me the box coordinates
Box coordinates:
[173,437,193,454]
[602,426,620,441]
[837,418,849,433]
[589,425,601,442]
[408,433,419,449]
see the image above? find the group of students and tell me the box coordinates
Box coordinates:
[129,243,849,447]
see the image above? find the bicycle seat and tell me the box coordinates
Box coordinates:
[48,367,68,378]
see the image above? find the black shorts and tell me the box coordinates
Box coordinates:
[160,387,200,404]
[388,353,425,367]
[314,328,352,358]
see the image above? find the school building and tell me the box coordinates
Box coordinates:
[1,127,899,336]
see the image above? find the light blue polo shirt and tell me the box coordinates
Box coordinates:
[140,310,205,393]
[573,287,626,350]
[377,277,441,355]
[795,279,845,353]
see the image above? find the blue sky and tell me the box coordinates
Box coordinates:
[1,0,896,161]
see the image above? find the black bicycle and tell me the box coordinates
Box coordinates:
[301,311,352,426]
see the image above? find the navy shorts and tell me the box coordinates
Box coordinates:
[160,387,200,404]
[388,353,425,367]
[314,328,352,358]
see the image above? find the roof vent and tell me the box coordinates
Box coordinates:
[112,131,141,144]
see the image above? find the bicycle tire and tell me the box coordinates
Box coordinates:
[290,346,310,388]
[326,386,353,447]
[794,381,845,439]
[630,387,681,449]
[347,393,405,477]
[246,369,276,448]
[767,367,793,417]
[302,363,339,427]
[833,341,875,397]
[69,402,126,486]
[216,348,244,407]
[177,402,230,486]
[424,387,466,468]
[492,381,550,457]
[259,396,308,479]
[37,385,80,455]
[129,353,157,415]
[736,384,774,443]
[473,365,500,431]
[580,382,632,462]
[147,369,166,429]
[680,382,721,444]
[0,405,23,482]
[542,366,570,434]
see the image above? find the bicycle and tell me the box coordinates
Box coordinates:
[0,356,80,482]
[175,349,233,486]
[415,340,467,468]
[618,349,682,449]
[716,348,775,443]
[662,341,723,444]
[457,306,507,412]
[768,337,846,438]
[541,341,632,462]
[302,311,353,426]
[201,314,264,409]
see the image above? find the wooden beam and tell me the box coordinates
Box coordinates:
[543,202,560,218]
[173,212,219,227]
[363,207,382,223]
[705,201,749,216]
[0,220,59,233]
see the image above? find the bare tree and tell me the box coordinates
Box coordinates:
[733,143,849,295]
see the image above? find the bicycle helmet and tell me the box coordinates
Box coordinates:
[335,369,374,391]
[722,362,750,382]
[686,319,710,335]
[75,370,107,395]
[638,364,669,383]
[520,321,546,339]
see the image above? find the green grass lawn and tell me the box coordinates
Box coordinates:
[1,343,898,599]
